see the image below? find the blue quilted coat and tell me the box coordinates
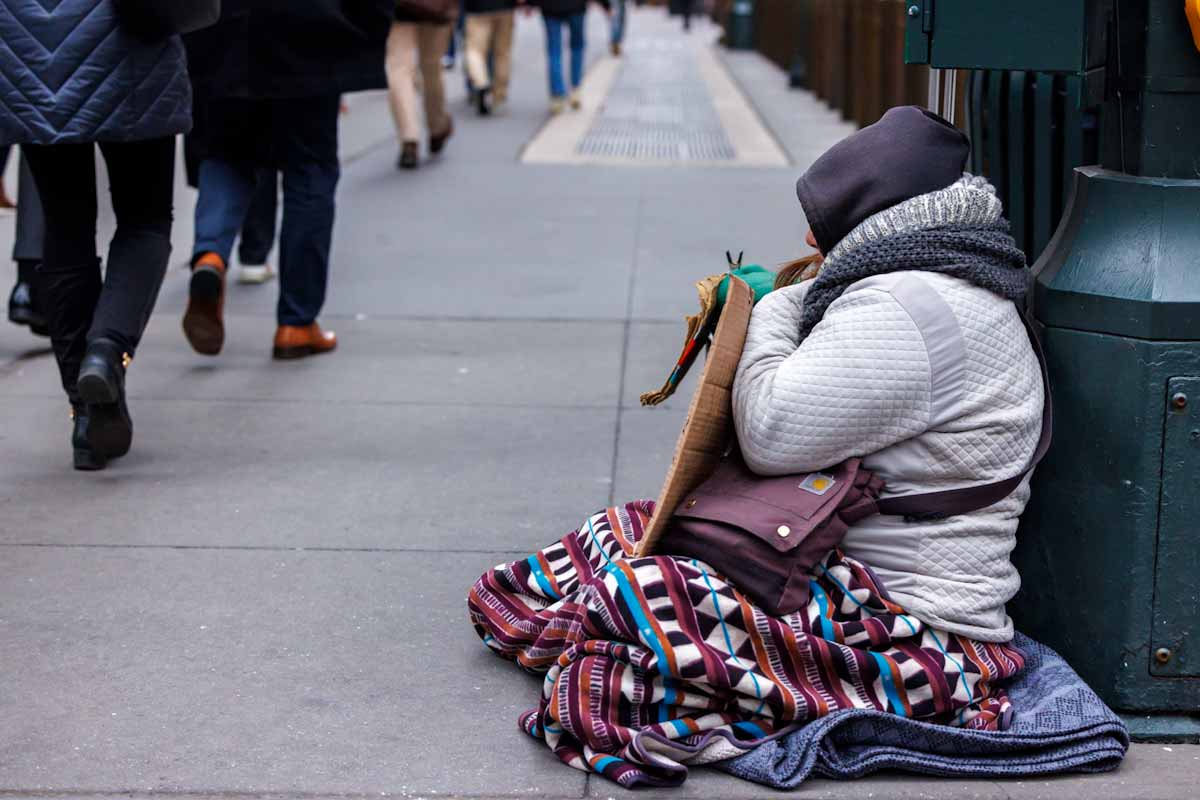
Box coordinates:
[0,0,192,146]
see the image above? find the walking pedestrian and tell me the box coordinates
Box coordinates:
[387,0,458,170]
[182,0,392,361]
[609,0,627,56]
[7,155,49,338]
[0,0,193,471]
[534,0,608,114]
[464,0,517,115]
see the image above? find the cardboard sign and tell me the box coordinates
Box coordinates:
[636,276,755,556]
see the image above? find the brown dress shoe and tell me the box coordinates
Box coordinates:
[273,322,337,360]
[182,252,226,355]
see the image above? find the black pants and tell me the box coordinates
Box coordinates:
[23,137,175,404]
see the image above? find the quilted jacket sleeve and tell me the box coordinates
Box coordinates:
[733,281,934,475]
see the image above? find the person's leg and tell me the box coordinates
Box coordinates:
[419,22,454,140]
[610,0,626,51]
[184,156,256,355]
[89,137,175,356]
[543,15,566,100]
[9,153,48,334]
[22,142,102,406]
[238,169,278,267]
[492,10,515,104]
[193,159,257,266]
[464,14,492,92]
[568,12,586,92]
[386,22,422,145]
[274,94,340,352]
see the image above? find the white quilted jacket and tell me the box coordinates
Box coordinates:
[733,271,1044,642]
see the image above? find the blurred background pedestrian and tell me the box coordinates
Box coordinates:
[534,0,609,114]
[609,0,627,55]
[182,0,393,361]
[388,0,458,170]
[464,0,517,115]
[0,0,193,471]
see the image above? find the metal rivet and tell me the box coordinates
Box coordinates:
[777,525,791,538]
[686,499,697,509]
[907,4,920,16]
[1172,392,1188,410]
[1155,647,1172,664]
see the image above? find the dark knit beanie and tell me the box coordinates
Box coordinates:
[795,106,970,254]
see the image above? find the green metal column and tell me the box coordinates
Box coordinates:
[1015,0,1200,740]
[907,0,1200,740]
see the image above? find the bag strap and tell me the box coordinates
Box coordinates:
[875,308,1053,521]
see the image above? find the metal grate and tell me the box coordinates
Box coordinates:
[577,38,736,162]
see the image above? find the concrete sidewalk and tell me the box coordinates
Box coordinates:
[0,9,1195,799]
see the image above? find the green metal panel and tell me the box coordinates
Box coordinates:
[1032,74,1056,256]
[968,71,985,174]
[905,0,1105,72]
[1007,72,1028,252]
[1012,327,1200,715]
[986,71,1007,210]
[1153,377,1200,678]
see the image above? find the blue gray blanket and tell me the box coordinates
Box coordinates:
[720,633,1129,787]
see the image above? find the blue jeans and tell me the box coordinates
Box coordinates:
[610,0,626,45]
[543,13,585,98]
[192,96,340,326]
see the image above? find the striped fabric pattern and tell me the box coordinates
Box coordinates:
[468,501,1025,789]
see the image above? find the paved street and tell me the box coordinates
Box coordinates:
[0,10,1195,799]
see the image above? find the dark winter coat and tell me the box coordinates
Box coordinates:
[186,0,393,100]
[0,0,192,146]
[463,0,517,15]
[534,0,608,19]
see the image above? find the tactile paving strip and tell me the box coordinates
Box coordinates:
[577,38,736,162]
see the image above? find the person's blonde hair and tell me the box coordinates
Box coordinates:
[773,253,824,290]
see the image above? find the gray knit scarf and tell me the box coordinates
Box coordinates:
[798,175,1030,340]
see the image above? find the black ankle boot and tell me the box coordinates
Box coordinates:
[76,338,133,459]
[71,404,107,471]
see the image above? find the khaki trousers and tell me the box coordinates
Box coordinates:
[464,10,514,102]
[386,21,454,144]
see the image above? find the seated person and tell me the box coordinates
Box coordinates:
[733,105,1044,644]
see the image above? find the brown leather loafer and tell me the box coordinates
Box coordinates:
[272,322,337,360]
[182,252,226,356]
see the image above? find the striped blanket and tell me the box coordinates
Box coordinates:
[468,501,1025,788]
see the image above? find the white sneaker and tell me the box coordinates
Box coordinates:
[237,262,275,285]
[549,97,567,115]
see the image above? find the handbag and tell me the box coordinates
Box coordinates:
[394,0,457,24]
[659,311,1054,617]
[113,0,221,40]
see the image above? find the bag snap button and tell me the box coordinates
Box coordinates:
[686,499,697,509]
[777,525,791,538]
